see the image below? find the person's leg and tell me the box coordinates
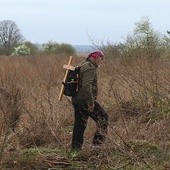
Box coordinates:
[71,103,89,150]
[89,101,108,146]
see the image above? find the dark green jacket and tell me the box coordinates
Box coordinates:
[72,58,98,105]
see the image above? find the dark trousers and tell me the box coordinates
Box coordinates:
[71,101,108,150]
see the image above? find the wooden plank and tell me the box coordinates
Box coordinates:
[58,56,73,101]
[63,64,75,71]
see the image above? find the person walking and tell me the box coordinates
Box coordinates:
[71,50,108,151]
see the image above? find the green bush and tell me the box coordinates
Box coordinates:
[42,41,75,55]
[23,41,39,55]
[103,17,170,60]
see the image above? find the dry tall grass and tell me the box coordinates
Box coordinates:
[0,54,169,169]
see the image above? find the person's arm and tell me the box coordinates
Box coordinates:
[81,67,95,111]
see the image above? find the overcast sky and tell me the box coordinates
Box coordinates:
[0,0,169,45]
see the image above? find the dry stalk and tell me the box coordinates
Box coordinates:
[109,125,154,170]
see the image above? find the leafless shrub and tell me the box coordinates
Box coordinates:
[0,54,169,169]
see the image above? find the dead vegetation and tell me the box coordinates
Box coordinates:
[0,54,169,169]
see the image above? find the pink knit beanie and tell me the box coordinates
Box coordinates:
[87,50,104,59]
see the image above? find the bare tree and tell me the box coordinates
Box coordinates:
[0,20,24,55]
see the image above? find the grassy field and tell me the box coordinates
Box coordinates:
[0,54,169,169]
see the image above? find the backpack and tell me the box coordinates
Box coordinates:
[63,67,80,97]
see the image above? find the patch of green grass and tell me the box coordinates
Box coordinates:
[125,140,170,169]
[1,144,169,170]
